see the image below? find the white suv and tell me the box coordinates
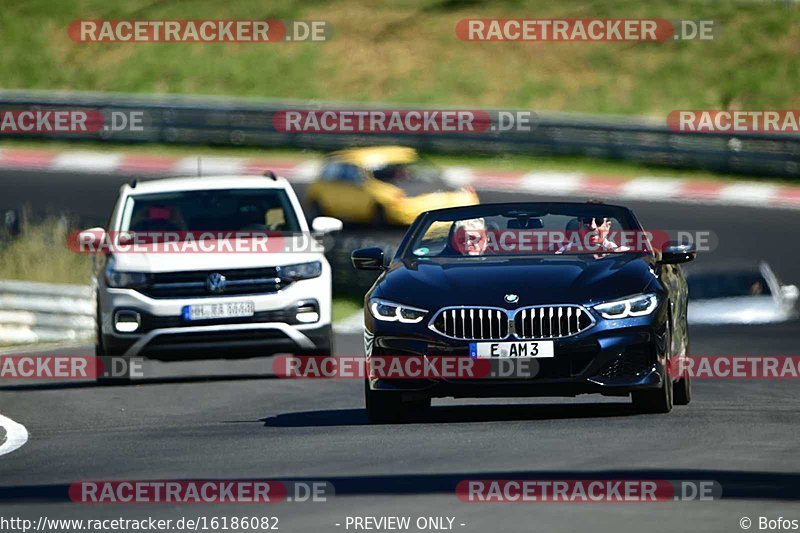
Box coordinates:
[83,174,341,380]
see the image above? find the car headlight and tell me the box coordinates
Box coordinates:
[593,293,659,319]
[369,298,427,323]
[278,261,322,281]
[104,258,150,289]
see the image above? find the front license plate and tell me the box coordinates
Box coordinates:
[470,341,554,359]
[182,301,255,321]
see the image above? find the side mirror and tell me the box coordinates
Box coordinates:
[780,284,799,305]
[312,216,343,234]
[74,227,107,253]
[659,241,696,264]
[352,247,385,271]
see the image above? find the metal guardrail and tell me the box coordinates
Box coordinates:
[0,280,94,345]
[0,90,798,178]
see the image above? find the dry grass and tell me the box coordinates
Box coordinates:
[0,217,92,284]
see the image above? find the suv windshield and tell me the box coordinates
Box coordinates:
[119,189,301,235]
[405,204,640,258]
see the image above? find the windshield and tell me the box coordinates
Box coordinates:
[688,272,772,299]
[119,189,301,237]
[371,162,445,185]
[404,204,641,258]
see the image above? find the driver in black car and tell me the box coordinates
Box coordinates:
[556,216,630,254]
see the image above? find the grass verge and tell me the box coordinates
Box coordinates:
[1,1,798,114]
[332,296,363,323]
[0,217,92,285]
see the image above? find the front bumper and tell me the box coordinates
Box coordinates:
[366,310,670,399]
[100,276,331,360]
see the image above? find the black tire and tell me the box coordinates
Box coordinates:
[673,319,692,405]
[94,294,105,357]
[673,373,691,406]
[307,327,334,357]
[364,379,430,424]
[632,364,673,413]
[94,297,131,385]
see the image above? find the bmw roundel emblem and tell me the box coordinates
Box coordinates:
[504,293,519,303]
[206,273,227,294]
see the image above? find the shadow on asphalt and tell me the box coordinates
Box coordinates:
[1,470,799,502]
[0,373,282,391]
[261,401,638,427]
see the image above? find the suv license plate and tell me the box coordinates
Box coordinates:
[470,341,554,359]
[183,301,255,321]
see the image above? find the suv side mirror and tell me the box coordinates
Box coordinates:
[312,216,343,234]
[352,247,385,271]
[659,241,696,264]
[74,227,107,253]
[780,284,799,305]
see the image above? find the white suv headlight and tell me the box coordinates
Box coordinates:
[278,261,322,281]
[593,293,659,319]
[105,258,150,289]
[369,298,427,323]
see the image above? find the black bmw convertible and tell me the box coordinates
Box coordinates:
[352,202,696,423]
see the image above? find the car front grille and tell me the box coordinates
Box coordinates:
[430,305,594,341]
[139,267,287,299]
[431,307,510,340]
[513,306,594,339]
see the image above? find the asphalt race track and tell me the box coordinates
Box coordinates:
[0,168,799,532]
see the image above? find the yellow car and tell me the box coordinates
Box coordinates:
[305,146,479,226]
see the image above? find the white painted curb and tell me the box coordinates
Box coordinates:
[0,413,29,457]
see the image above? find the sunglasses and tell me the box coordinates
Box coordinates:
[579,217,610,226]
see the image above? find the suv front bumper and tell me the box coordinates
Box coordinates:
[99,276,331,359]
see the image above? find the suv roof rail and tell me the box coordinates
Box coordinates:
[129,179,138,188]
[263,170,277,180]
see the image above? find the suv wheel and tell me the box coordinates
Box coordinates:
[95,297,131,385]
